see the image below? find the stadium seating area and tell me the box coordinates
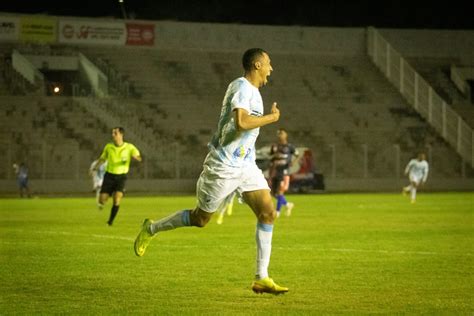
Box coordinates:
[1,28,473,185]
[408,57,474,128]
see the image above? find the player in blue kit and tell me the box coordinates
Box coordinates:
[270,128,298,217]
[134,48,288,294]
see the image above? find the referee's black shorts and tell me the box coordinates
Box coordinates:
[100,172,127,195]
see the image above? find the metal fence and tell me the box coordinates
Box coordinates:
[2,141,471,180]
[1,141,205,180]
[367,27,473,167]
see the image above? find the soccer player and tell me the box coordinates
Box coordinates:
[402,152,429,203]
[13,162,30,198]
[269,128,298,217]
[216,191,236,225]
[134,48,288,294]
[92,127,141,225]
[89,159,107,209]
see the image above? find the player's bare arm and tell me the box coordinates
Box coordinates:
[133,155,142,162]
[235,102,280,131]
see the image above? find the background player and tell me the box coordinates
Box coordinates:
[13,162,30,198]
[269,128,298,217]
[92,127,141,226]
[402,152,429,203]
[89,159,107,209]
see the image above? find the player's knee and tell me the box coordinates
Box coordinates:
[258,208,276,224]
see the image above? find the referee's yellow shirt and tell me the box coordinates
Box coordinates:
[100,142,140,175]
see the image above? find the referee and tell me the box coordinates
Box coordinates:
[93,127,141,226]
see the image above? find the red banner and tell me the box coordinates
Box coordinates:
[126,23,154,46]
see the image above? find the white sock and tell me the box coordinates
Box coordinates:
[150,210,191,234]
[411,187,417,201]
[255,222,273,279]
[404,184,412,192]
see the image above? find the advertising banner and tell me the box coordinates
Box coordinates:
[59,19,126,45]
[126,23,155,46]
[19,16,56,43]
[0,16,19,41]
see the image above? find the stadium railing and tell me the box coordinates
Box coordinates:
[367,27,474,168]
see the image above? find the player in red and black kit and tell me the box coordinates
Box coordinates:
[269,128,298,217]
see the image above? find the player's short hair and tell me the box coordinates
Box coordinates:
[242,48,268,72]
[113,127,125,135]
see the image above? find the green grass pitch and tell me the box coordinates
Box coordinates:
[1,192,472,314]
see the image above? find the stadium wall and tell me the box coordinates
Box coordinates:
[2,13,473,58]
[378,28,474,63]
[0,13,366,55]
[154,21,366,55]
[1,178,473,195]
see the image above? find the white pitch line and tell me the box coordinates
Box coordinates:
[15,230,473,257]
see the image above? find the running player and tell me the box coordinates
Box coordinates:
[92,127,141,225]
[134,48,288,294]
[402,152,429,203]
[269,128,298,217]
[89,159,107,209]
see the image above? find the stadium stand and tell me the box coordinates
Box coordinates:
[0,18,472,193]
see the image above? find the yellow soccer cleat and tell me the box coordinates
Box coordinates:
[226,202,233,216]
[216,213,224,225]
[134,219,154,257]
[251,277,289,295]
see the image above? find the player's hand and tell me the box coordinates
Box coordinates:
[271,102,280,122]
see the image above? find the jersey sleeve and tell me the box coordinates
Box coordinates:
[99,144,109,161]
[230,82,252,113]
[130,144,141,158]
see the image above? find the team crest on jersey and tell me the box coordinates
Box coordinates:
[233,146,251,159]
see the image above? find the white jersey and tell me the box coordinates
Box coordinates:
[89,160,107,188]
[405,159,429,183]
[207,77,263,168]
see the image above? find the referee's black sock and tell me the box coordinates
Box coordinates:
[108,205,120,225]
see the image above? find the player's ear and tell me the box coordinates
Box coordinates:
[254,61,262,69]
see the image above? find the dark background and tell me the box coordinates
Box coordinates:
[0,0,472,29]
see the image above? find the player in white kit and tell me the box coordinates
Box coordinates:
[134,48,288,294]
[402,153,429,203]
[89,159,107,209]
